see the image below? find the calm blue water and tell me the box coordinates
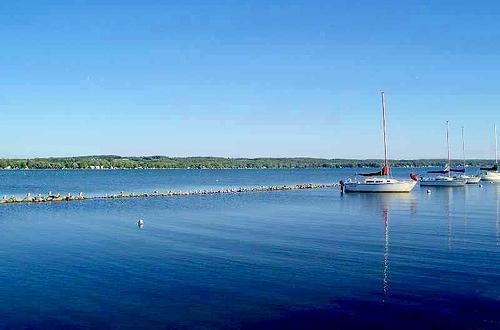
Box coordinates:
[0,168,343,197]
[0,169,499,329]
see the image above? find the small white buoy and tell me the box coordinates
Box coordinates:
[426,189,432,194]
[479,184,483,188]
[137,219,144,228]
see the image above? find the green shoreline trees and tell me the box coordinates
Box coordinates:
[0,156,495,170]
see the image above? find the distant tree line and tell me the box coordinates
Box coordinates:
[0,156,495,170]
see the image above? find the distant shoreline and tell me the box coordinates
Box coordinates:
[0,167,435,171]
[0,156,495,170]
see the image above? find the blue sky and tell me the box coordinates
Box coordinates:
[1,0,499,159]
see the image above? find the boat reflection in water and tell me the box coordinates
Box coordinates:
[346,193,417,301]
[446,188,453,249]
[382,206,389,297]
[496,185,499,246]
[378,194,417,300]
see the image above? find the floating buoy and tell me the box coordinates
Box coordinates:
[479,184,483,188]
[426,189,432,194]
[137,219,144,228]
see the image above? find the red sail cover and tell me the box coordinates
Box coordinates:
[480,164,498,171]
[359,164,389,177]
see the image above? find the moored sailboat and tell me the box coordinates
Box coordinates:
[452,126,480,184]
[481,124,500,183]
[343,92,417,193]
[420,121,466,187]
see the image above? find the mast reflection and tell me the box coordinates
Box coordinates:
[446,188,453,250]
[382,206,389,298]
[464,185,468,235]
[374,194,417,301]
[496,185,499,246]
[344,193,417,300]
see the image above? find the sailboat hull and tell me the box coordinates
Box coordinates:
[345,180,417,193]
[481,171,500,182]
[420,179,466,187]
[465,176,481,184]
[454,175,481,184]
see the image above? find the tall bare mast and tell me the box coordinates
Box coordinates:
[446,121,451,177]
[381,92,388,170]
[495,124,498,165]
[461,126,466,169]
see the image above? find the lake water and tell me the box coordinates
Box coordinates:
[0,169,499,329]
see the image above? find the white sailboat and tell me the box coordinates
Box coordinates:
[343,92,417,193]
[420,121,466,187]
[453,126,480,184]
[481,124,500,183]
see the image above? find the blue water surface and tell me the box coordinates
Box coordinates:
[0,169,498,329]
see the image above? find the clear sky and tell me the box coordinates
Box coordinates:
[1,0,499,159]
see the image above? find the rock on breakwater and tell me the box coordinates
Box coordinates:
[0,183,338,205]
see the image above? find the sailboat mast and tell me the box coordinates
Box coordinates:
[495,124,498,165]
[381,92,388,169]
[446,121,451,177]
[461,126,465,169]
